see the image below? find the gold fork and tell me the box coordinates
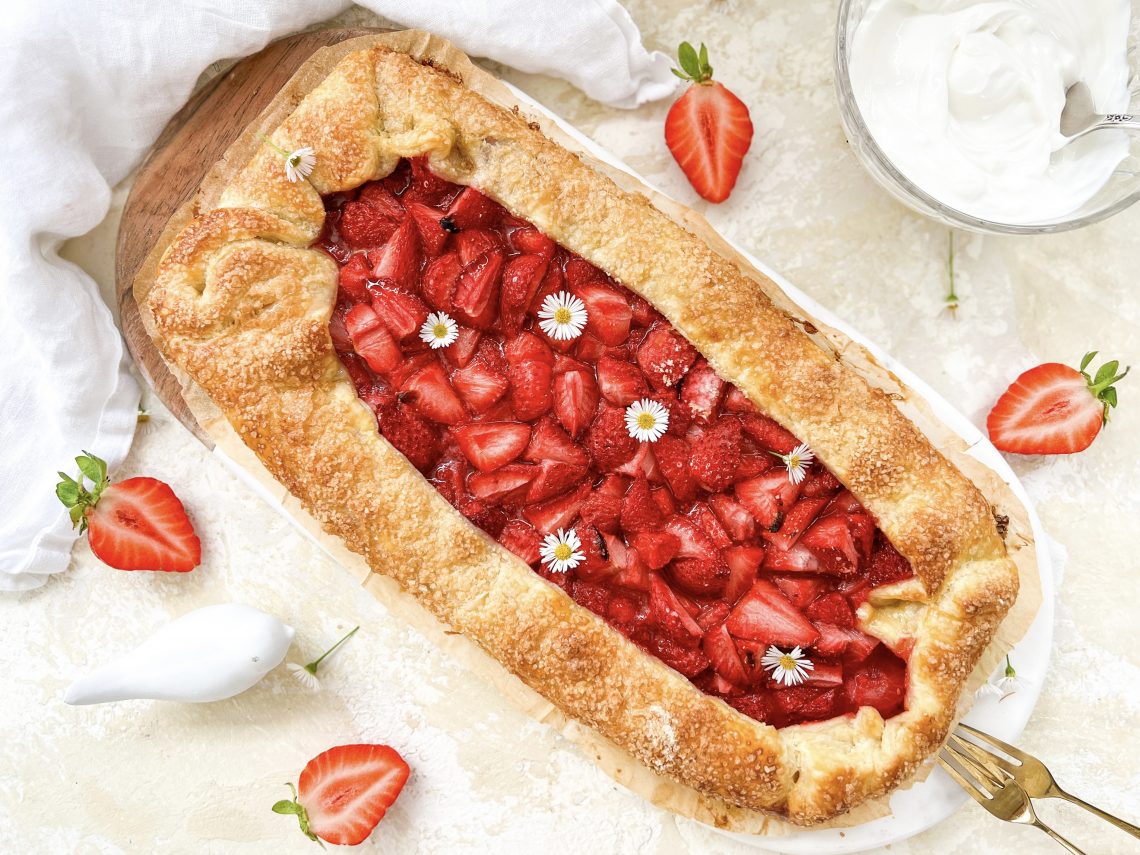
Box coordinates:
[953,723,1140,840]
[939,732,1086,853]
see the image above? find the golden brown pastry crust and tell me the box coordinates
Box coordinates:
[142,41,1018,824]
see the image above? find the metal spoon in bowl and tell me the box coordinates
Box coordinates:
[1060,82,1140,140]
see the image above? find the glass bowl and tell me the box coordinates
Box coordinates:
[834,0,1140,234]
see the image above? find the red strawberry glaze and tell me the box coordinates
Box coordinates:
[317,158,913,728]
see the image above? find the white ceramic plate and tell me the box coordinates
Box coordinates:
[214,83,1054,855]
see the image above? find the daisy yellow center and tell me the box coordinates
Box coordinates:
[787,454,801,468]
[432,323,449,339]
[554,543,573,561]
[637,412,657,430]
[778,654,797,671]
[554,306,573,324]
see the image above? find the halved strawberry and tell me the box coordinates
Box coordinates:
[469,464,534,504]
[987,353,1128,455]
[406,200,451,256]
[735,470,802,530]
[522,481,592,533]
[420,252,462,313]
[451,359,509,414]
[812,623,879,663]
[505,332,554,421]
[573,526,611,579]
[653,434,697,503]
[651,486,677,517]
[344,303,401,374]
[805,592,855,629]
[620,477,664,533]
[508,225,555,258]
[552,360,599,438]
[573,282,632,345]
[498,518,543,564]
[762,542,821,574]
[452,250,504,330]
[771,686,839,725]
[628,529,681,570]
[688,417,742,492]
[526,461,588,503]
[499,253,547,336]
[765,496,829,551]
[800,514,861,576]
[406,156,454,205]
[572,578,612,615]
[606,533,650,591]
[573,333,608,364]
[637,323,698,390]
[339,199,402,249]
[56,453,202,573]
[338,253,373,302]
[740,413,800,455]
[664,42,754,203]
[723,386,759,414]
[867,537,914,587]
[708,494,756,541]
[696,601,731,631]
[688,502,731,547]
[528,262,566,314]
[726,579,819,647]
[443,186,499,230]
[369,217,420,292]
[520,416,588,466]
[369,282,429,340]
[680,359,726,423]
[564,257,604,289]
[648,573,704,641]
[722,544,764,604]
[274,743,409,846]
[580,490,622,534]
[595,357,649,407]
[584,404,639,470]
[614,443,661,483]
[452,421,531,472]
[652,634,710,677]
[401,361,466,425]
[661,515,717,562]
[801,661,844,688]
[668,555,730,597]
[446,326,481,369]
[455,228,503,266]
[375,402,441,472]
[769,575,827,609]
[844,650,906,716]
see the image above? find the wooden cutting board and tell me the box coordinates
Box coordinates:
[114,27,384,446]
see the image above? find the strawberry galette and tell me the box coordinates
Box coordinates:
[142,36,1019,825]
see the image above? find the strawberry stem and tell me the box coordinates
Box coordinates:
[55,451,110,533]
[672,41,714,84]
[272,782,323,847]
[1078,352,1129,424]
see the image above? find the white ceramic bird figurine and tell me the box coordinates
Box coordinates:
[64,603,295,704]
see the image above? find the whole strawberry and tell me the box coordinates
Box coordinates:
[55,451,201,572]
[987,352,1128,455]
[665,42,754,203]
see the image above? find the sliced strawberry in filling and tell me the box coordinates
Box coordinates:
[321,161,915,728]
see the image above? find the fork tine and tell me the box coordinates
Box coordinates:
[942,740,1005,791]
[938,750,991,804]
[957,722,1028,765]
[948,734,1016,781]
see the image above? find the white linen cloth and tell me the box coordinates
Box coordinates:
[0,0,677,591]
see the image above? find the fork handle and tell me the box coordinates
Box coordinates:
[1034,821,1088,855]
[1056,790,1140,840]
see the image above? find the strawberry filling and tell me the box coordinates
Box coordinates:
[317,158,914,729]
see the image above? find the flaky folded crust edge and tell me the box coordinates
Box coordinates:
[141,41,1018,824]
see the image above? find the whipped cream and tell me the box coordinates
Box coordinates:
[849,0,1133,223]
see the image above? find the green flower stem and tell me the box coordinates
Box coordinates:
[304,625,360,675]
[945,230,959,315]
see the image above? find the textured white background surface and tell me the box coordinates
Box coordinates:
[3,2,1139,853]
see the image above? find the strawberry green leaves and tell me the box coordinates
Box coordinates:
[272,783,322,847]
[55,450,109,532]
[1079,351,1129,424]
[672,41,713,84]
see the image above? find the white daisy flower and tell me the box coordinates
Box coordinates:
[761,645,815,687]
[539,527,585,573]
[537,291,588,340]
[287,662,321,691]
[773,442,814,484]
[284,146,316,182]
[286,626,359,692]
[625,398,670,442]
[420,311,459,349]
[975,656,1024,702]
